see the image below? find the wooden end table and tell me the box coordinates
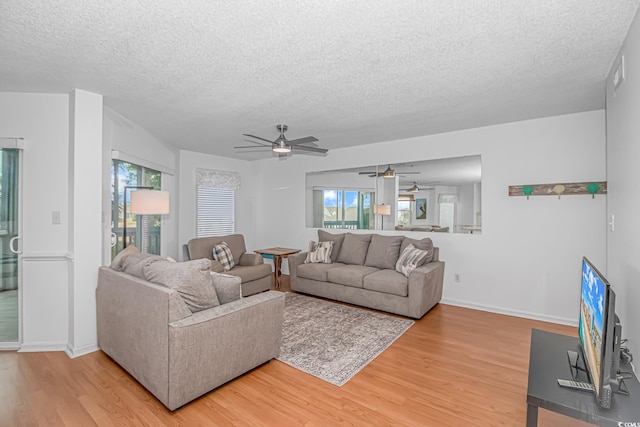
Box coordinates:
[254,247,300,289]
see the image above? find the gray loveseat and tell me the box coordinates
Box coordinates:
[183,234,272,297]
[96,250,285,411]
[288,230,444,319]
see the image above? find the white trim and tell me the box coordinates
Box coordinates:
[18,341,68,353]
[0,342,20,350]
[66,343,100,358]
[112,149,175,175]
[0,137,25,149]
[21,252,74,261]
[440,298,577,327]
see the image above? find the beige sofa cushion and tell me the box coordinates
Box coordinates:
[297,262,346,281]
[364,234,404,269]
[336,233,372,265]
[110,245,167,278]
[144,259,220,313]
[363,269,408,297]
[326,265,379,288]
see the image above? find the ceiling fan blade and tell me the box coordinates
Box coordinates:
[243,133,276,144]
[287,136,319,146]
[293,145,328,154]
[234,145,271,149]
[235,149,272,153]
[358,171,377,175]
[242,139,272,146]
[397,172,421,175]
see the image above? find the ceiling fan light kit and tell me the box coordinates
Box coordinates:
[272,139,291,153]
[383,166,396,178]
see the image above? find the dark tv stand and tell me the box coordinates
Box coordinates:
[527,329,640,426]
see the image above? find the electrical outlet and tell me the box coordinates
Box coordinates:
[454,273,461,283]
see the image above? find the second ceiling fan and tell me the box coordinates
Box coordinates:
[359,164,421,178]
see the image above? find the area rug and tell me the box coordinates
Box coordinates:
[277,292,414,386]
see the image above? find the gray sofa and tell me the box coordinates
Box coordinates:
[183,234,272,297]
[96,257,285,411]
[288,230,444,319]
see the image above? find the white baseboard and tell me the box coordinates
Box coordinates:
[440,297,577,327]
[18,341,68,353]
[0,342,20,350]
[66,343,99,359]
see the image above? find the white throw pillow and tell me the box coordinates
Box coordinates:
[395,244,429,277]
[305,240,334,264]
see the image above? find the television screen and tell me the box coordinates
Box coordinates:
[578,257,608,394]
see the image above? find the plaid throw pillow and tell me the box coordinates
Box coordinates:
[395,244,429,277]
[212,242,235,271]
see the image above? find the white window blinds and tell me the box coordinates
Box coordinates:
[195,169,239,237]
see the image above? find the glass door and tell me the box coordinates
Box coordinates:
[0,148,20,345]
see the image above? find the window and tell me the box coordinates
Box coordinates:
[195,169,240,237]
[111,160,162,258]
[197,187,234,237]
[313,188,373,229]
[397,194,414,226]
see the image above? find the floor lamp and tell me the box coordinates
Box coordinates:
[373,204,391,230]
[123,186,170,249]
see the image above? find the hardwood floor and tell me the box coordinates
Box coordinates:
[0,276,591,426]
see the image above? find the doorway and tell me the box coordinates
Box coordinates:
[0,147,20,346]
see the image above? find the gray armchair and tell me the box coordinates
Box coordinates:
[184,234,272,296]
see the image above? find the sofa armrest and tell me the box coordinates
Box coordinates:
[166,291,285,409]
[287,251,308,280]
[407,260,445,318]
[96,267,193,408]
[239,252,264,266]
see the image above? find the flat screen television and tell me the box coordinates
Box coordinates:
[577,257,622,409]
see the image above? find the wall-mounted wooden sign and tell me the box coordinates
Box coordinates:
[509,181,607,198]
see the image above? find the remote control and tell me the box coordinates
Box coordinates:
[557,378,594,392]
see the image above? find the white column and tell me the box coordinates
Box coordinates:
[67,89,103,357]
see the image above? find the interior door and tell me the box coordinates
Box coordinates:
[0,146,21,347]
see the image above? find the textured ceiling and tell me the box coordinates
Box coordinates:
[1,1,639,160]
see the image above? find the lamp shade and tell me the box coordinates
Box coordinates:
[374,204,391,215]
[130,190,170,215]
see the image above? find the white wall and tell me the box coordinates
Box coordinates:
[102,108,179,260]
[251,111,607,324]
[0,92,71,351]
[178,150,256,257]
[605,8,640,361]
[0,92,178,355]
